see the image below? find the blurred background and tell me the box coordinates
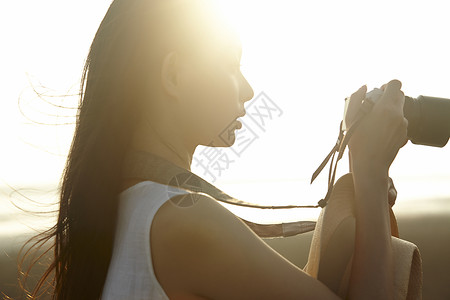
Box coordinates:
[1,0,449,299]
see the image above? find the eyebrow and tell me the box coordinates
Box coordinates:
[223,41,241,60]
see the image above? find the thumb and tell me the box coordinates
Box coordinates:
[345,84,367,127]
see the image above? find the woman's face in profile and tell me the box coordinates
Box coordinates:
[173,32,254,148]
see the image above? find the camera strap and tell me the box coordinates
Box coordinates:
[122,149,317,237]
[119,96,375,239]
[310,98,375,208]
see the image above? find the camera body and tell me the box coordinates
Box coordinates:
[343,88,450,147]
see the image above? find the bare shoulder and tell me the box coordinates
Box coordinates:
[151,193,340,300]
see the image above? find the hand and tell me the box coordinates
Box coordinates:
[388,176,397,207]
[345,79,408,173]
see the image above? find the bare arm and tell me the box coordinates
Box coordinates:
[349,165,393,299]
[151,193,341,300]
[345,79,408,299]
[150,79,407,299]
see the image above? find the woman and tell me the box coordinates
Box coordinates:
[24,0,408,299]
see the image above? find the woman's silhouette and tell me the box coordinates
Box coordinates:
[24,0,408,299]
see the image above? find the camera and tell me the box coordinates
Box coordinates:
[343,88,450,147]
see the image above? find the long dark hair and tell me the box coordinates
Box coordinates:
[18,0,211,298]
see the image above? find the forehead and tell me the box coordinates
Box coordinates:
[185,25,242,62]
[230,35,242,58]
[216,36,241,59]
[213,26,242,59]
[209,40,242,64]
[170,1,243,61]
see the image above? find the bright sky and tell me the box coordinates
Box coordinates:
[1,0,449,227]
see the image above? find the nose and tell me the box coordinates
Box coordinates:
[240,75,254,104]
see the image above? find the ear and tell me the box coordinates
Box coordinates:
[161,50,180,99]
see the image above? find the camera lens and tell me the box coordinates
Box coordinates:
[403,95,450,147]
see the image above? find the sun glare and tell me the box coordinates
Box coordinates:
[1,0,449,227]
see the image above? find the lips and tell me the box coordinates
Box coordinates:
[234,110,245,129]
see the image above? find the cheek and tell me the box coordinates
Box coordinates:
[179,70,240,142]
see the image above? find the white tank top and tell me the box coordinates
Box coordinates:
[101,180,190,300]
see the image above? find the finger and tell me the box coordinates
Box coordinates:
[394,117,409,149]
[351,84,367,100]
[380,79,403,104]
[346,85,367,126]
[387,79,402,90]
[400,118,409,147]
[380,83,388,91]
[388,177,397,207]
[379,79,405,113]
[388,188,397,207]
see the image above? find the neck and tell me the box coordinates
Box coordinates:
[130,118,196,171]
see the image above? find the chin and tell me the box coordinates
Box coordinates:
[199,120,238,147]
[202,134,236,147]
[201,128,237,147]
